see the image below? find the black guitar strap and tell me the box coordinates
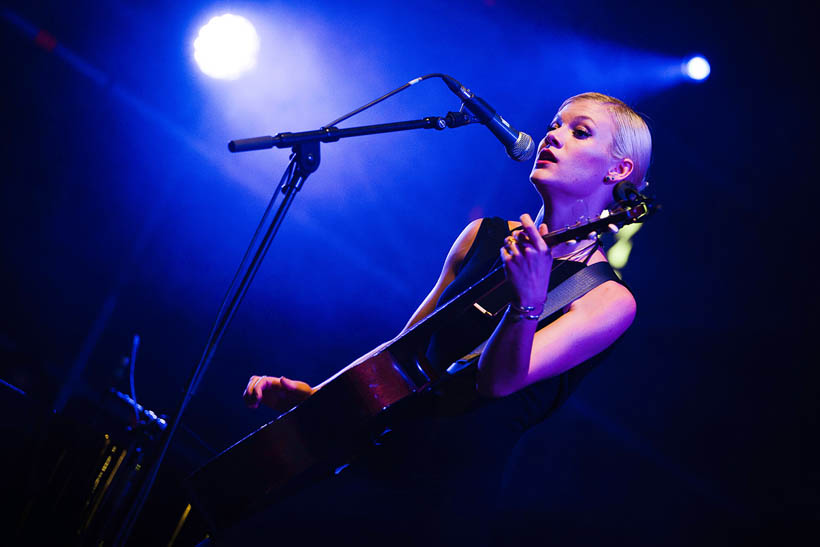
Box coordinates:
[446,261,621,374]
[535,261,621,321]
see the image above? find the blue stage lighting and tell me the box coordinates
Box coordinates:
[683,55,710,81]
[193,14,259,80]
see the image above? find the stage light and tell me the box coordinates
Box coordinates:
[683,55,710,81]
[193,14,259,80]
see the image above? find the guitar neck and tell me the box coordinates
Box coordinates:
[396,262,507,357]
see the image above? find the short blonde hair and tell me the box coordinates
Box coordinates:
[560,92,652,188]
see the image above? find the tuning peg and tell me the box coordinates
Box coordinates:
[587,231,598,240]
[566,239,578,245]
[608,223,619,233]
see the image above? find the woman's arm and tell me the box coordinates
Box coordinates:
[476,279,635,397]
[255,219,481,402]
[476,214,636,398]
[400,218,483,332]
[316,219,483,389]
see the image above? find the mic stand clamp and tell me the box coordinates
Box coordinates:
[444,105,478,128]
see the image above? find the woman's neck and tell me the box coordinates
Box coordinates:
[536,194,607,259]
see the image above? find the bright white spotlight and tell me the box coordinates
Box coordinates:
[194,14,260,80]
[683,55,710,81]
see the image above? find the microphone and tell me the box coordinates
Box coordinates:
[442,76,535,161]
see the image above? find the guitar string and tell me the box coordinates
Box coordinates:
[506,225,601,276]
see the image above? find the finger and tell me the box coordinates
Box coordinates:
[244,376,261,408]
[503,235,521,257]
[520,215,547,251]
[254,376,269,405]
[508,239,522,257]
[516,214,533,241]
[518,217,547,253]
[243,376,259,397]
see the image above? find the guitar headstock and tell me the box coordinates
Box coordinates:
[545,186,659,247]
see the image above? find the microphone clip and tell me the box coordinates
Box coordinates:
[444,104,479,128]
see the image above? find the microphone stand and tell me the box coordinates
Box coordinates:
[112,111,474,545]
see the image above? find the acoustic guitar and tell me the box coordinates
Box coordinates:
[186,194,656,531]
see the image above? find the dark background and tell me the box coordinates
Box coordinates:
[1,0,816,545]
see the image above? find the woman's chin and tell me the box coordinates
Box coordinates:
[529,170,554,187]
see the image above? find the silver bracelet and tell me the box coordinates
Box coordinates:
[507,303,542,321]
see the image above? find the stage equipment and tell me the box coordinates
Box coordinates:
[193,13,259,80]
[683,55,710,81]
[11,387,180,545]
[440,75,535,161]
[112,72,529,545]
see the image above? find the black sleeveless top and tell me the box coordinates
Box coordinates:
[359,217,628,510]
[423,216,622,426]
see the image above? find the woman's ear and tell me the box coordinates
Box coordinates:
[606,157,634,183]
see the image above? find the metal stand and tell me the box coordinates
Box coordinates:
[111,113,472,545]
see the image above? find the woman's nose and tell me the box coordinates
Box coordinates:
[546,130,561,148]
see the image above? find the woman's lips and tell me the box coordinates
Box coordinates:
[536,148,557,165]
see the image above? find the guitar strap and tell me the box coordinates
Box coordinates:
[445,261,621,374]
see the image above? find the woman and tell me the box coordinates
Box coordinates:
[238,92,652,544]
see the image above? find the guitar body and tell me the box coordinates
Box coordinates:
[185,197,655,531]
[186,348,435,531]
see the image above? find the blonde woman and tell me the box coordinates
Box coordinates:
[236,93,653,545]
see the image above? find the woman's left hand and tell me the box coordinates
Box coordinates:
[501,213,552,310]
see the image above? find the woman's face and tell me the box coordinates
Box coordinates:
[529,99,619,200]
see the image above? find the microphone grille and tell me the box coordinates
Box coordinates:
[510,132,535,161]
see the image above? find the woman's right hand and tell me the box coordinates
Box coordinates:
[243,375,315,413]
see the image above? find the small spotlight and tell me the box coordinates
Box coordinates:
[683,55,710,81]
[193,14,259,80]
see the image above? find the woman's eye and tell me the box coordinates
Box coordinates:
[573,127,591,138]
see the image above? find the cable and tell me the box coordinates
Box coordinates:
[323,73,452,128]
[129,334,140,424]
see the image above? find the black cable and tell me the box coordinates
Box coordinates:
[129,334,140,424]
[323,73,453,128]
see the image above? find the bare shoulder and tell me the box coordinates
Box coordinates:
[445,218,484,267]
[506,219,523,232]
[459,217,484,242]
[568,251,636,323]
